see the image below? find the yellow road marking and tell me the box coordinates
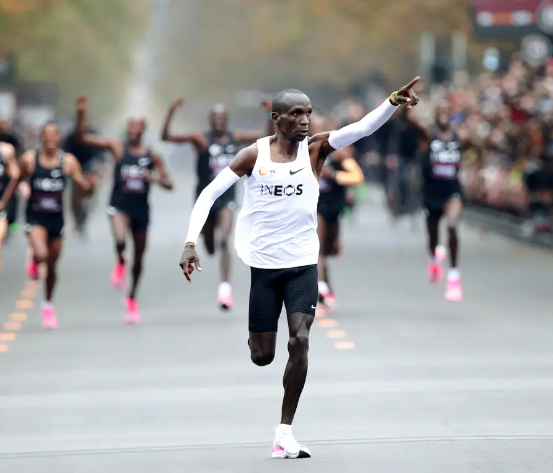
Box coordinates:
[326,330,348,339]
[16,299,33,310]
[9,312,27,322]
[317,318,338,328]
[0,333,16,342]
[20,289,36,299]
[4,322,22,332]
[334,341,355,350]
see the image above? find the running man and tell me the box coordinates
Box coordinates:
[309,112,364,311]
[0,141,19,280]
[179,79,419,458]
[0,121,95,329]
[63,122,105,237]
[0,118,24,234]
[76,94,174,324]
[162,99,272,310]
[402,102,480,302]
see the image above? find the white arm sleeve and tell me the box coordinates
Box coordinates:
[328,100,398,150]
[185,166,240,244]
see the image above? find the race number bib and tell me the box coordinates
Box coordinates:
[123,178,145,193]
[37,196,61,212]
[432,164,456,179]
[210,154,233,177]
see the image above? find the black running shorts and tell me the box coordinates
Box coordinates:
[25,217,65,240]
[249,264,318,332]
[423,191,462,220]
[0,199,17,224]
[107,206,149,232]
[317,199,344,224]
[6,197,17,225]
[207,193,237,223]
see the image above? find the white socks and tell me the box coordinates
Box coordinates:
[218,282,232,297]
[447,268,460,280]
[318,281,329,294]
[42,301,52,309]
[276,423,292,435]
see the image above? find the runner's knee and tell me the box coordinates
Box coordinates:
[288,333,309,360]
[249,335,276,366]
[250,346,275,366]
[34,249,48,264]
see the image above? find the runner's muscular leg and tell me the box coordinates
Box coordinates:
[444,197,463,268]
[45,238,63,302]
[281,311,314,425]
[110,212,130,265]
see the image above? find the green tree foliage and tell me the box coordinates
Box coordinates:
[0,0,152,116]
[158,0,506,101]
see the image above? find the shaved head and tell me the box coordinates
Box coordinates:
[210,103,226,114]
[272,89,310,114]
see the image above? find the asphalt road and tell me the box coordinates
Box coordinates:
[0,165,552,472]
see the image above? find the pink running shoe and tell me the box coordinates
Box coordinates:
[111,263,126,290]
[427,245,446,284]
[27,260,39,280]
[317,291,334,312]
[218,294,234,311]
[41,306,58,330]
[324,292,337,310]
[124,297,141,324]
[427,262,443,284]
[445,278,463,302]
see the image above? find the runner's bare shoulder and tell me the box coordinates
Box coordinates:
[230,142,258,177]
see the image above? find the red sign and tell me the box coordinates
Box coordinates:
[471,0,551,38]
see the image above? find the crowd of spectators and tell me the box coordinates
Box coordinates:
[332,53,553,233]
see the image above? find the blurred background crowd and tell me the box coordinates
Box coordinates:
[1,0,553,238]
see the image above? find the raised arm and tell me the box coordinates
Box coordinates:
[75,94,122,158]
[160,99,207,150]
[330,148,365,186]
[148,152,174,190]
[400,105,431,142]
[233,99,275,143]
[178,145,257,282]
[309,77,421,162]
[2,150,34,206]
[64,153,95,196]
[0,143,20,210]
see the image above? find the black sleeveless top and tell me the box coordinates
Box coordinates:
[318,154,346,208]
[421,130,463,197]
[0,149,9,199]
[196,132,239,199]
[26,150,66,220]
[110,146,154,213]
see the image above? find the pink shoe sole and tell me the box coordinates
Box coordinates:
[218,296,233,310]
[41,313,58,330]
[124,313,141,325]
[445,291,463,302]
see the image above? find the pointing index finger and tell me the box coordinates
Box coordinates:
[405,76,421,90]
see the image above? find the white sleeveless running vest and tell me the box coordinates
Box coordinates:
[235,136,320,269]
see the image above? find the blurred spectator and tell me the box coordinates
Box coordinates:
[62,123,106,235]
[0,118,23,157]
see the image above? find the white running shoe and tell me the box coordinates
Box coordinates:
[271,427,311,459]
